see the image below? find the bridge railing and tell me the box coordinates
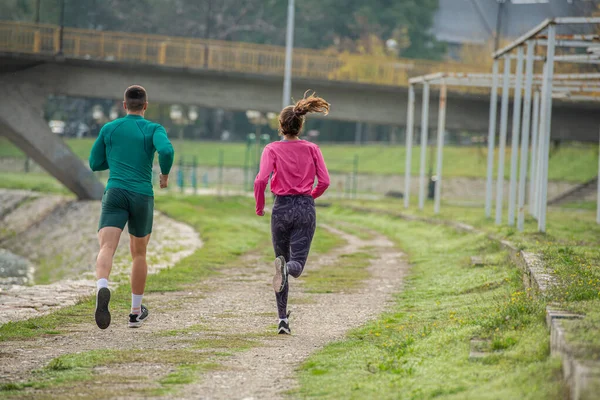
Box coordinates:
[0,21,485,86]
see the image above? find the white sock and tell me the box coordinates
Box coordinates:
[96,278,108,290]
[131,294,143,314]
[279,318,288,324]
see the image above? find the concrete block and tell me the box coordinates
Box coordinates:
[0,84,104,200]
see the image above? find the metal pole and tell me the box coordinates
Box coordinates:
[354,122,362,145]
[538,24,556,233]
[282,0,295,108]
[434,81,447,215]
[597,127,600,224]
[529,90,541,216]
[404,85,415,208]
[203,0,212,68]
[508,46,524,226]
[485,60,499,218]
[255,125,262,175]
[34,0,41,23]
[353,155,359,199]
[495,55,511,225]
[517,41,535,231]
[596,127,600,224]
[535,63,548,221]
[494,0,505,51]
[192,156,197,194]
[218,150,224,196]
[418,82,430,210]
[58,0,65,55]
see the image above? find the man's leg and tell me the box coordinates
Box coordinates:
[96,227,123,281]
[94,228,122,329]
[95,189,128,329]
[130,233,150,315]
[127,191,153,327]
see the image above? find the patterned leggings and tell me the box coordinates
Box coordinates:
[271,195,316,319]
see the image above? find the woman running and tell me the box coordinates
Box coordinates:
[254,92,331,335]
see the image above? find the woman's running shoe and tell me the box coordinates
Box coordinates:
[273,255,288,293]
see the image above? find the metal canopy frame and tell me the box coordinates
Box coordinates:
[404,72,600,216]
[404,18,600,231]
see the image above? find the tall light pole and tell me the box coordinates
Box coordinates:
[58,0,66,55]
[494,0,506,51]
[34,0,41,23]
[282,0,295,108]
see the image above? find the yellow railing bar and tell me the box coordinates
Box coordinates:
[0,20,486,87]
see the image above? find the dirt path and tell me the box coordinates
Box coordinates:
[0,224,406,399]
[176,225,407,400]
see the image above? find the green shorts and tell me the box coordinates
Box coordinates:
[99,188,154,237]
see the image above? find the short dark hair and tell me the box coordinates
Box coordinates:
[124,85,147,111]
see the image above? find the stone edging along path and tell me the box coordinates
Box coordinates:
[349,206,600,400]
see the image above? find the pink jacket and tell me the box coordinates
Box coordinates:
[254,140,330,215]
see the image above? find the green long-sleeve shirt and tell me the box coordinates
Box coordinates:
[89,114,174,196]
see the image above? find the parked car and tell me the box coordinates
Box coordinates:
[49,120,66,135]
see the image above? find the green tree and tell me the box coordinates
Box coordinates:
[292,0,445,60]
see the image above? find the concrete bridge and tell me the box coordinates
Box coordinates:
[0,21,598,199]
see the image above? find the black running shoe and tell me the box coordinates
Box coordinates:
[95,287,111,330]
[273,255,288,293]
[128,305,149,328]
[278,311,292,335]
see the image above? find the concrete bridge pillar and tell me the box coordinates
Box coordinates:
[0,84,105,200]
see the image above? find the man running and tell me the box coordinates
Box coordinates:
[254,91,331,334]
[89,85,174,329]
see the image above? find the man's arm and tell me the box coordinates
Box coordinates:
[152,125,175,181]
[89,128,109,171]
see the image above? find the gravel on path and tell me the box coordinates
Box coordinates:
[0,221,406,400]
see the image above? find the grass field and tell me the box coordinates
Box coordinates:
[0,172,71,194]
[1,137,597,182]
[342,197,600,365]
[296,207,564,399]
[0,172,597,396]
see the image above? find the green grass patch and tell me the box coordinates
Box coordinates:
[157,362,222,391]
[320,217,377,240]
[559,201,597,211]
[302,251,373,293]
[344,198,600,249]
[560,301,600,363]
[193,335,261,351]
[0,171,71,194]
[295,207,564,399]
[310,225,346,256]
[2,137,596,182]
[158,324,212,337]
[0,349,218,397]
[346,198,600,305]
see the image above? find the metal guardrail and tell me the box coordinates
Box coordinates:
[0,21,485,86]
